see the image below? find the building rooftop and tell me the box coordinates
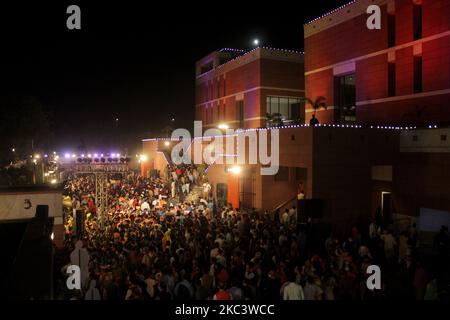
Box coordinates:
[305,0,356,25]
[304,0,387,37]
[196,47,304,79]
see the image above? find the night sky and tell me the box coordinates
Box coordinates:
[0,1,350,155]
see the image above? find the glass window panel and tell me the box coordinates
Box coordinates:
[270,97,280,114]
[279,98,289,119]
[288,98,300,119]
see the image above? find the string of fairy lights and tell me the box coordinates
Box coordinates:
[305,0,357,25]
[199,47,304,78]
[141,124,441,142]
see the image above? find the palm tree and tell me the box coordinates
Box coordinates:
[302,96,327,115]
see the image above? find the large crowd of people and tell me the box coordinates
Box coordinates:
[54,167,450,301]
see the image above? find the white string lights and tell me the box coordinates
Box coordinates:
[305,0,357,25]
[142,124,438,142]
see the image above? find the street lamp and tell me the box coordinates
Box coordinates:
[140,154,148,162]
[253,39,260,46]
[218,123,229,130]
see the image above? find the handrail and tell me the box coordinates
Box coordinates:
[271,195,298,213]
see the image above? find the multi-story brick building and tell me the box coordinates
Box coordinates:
[141,0,450,234]
[195,47,305,129]
[304,0,450,126]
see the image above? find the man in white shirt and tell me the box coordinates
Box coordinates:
[203,182,211,199]
[283,281,305,300]
[141,200,150,212]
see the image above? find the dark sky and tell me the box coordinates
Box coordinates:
[0,0,350,155]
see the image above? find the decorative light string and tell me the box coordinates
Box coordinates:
[199,47,304,77]
[219,48,246,53]
[305,0,357,25]
[142,124,439,142]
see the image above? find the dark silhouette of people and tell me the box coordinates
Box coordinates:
[309,114,319,126]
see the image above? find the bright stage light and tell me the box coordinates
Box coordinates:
[228,166,241,175]
[218,123,229,130]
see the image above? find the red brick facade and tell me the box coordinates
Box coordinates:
[195,48,305,129]
[304,0,450,126]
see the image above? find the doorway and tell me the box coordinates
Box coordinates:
[381,191,392,221]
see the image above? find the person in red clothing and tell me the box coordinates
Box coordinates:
[413,260,428,300]
[213,282,231,300]
[88,197,96,214]
[216,263,229,286]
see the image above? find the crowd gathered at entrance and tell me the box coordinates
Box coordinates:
[55,166,450,301]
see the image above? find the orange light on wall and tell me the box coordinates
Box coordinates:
[228,173,239,210]
[140,154,149,177]
[227,166,241,209]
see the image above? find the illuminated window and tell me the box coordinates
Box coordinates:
[266,96,302,123]
[334,74,356,123]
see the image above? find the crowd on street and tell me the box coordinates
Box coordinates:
[55,168,450,301]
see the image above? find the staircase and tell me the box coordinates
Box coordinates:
[167,185,203,206]
[185,186,203,204]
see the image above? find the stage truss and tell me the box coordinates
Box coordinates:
[71,163,129,229]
